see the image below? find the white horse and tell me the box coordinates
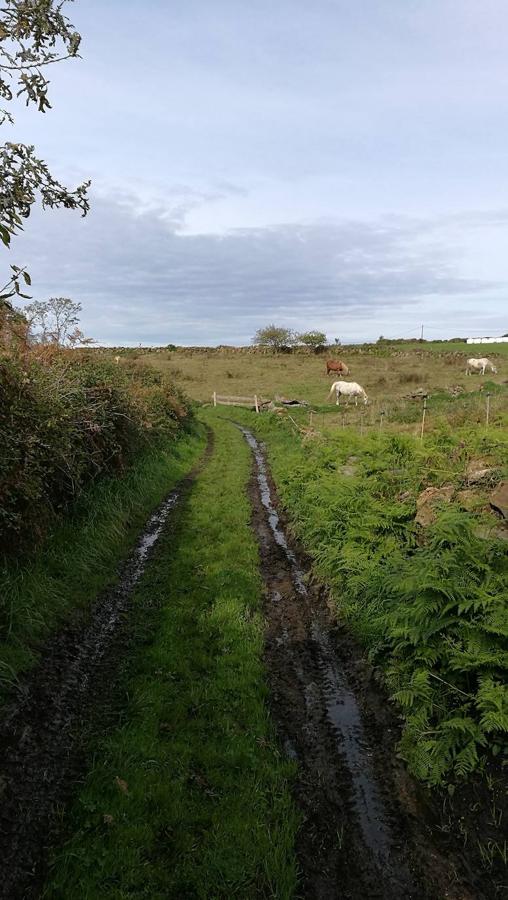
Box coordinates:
[328,381,368,405]
[466,357,498,375]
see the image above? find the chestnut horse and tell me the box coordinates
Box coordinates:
[326,359,349,376]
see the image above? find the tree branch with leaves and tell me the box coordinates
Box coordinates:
[0,0,90,315]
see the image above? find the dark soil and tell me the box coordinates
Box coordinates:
[241,426,497,900]
[0,429,213,900]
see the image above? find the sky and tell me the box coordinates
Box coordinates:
[6,0,508,345]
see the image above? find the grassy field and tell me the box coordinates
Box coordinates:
[113,343,508,418]
[0,428,205,705]
[398,341,508,357]
[45,415,298,900]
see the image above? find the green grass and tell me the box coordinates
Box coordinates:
[398,341,508,357]
[44,413,298,900]
[0,426,206,704]
[224,406,508,788]
[107,343,508,414]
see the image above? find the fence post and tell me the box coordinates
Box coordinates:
[486,392,491,426]
[420,395,427,440]
[213,391,217,407]
[254,394,259,414]
[309,410,314,427]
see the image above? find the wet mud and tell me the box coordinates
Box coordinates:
[241,426,485,900]
[0,429,213,900]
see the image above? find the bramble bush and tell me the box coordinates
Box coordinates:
[0,352,192,555]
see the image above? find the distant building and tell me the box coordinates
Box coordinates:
[466,336,508,344]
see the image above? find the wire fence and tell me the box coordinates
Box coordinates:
[304,388,507,441]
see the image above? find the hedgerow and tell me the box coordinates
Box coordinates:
[241,412,508,787]
[0,352,192,556]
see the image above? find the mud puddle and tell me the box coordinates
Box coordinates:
[0,430,213,900]
[241,426,479,900]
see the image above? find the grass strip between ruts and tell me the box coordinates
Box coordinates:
[44,415,299,900]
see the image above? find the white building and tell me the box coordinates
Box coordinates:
[466,336,508,344]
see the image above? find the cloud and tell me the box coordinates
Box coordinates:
[10,194,505,345]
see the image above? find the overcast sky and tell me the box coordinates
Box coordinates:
[8,0,508,344]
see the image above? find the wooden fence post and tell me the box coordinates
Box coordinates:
[420,395,427,440]
[213,391,217,407]
[486,392,491,426]
[254,394,259,414]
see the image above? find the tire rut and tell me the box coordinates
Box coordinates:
[241,425,479,900]
[0,428,214,900]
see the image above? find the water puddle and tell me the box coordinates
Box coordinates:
[52,489,181,712]
[133,493,179,576]
[242,425,395,869]
[239,427,307,595]
[311,621,392,864]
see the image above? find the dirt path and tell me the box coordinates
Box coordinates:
[0,430,213,900]
[240,426,482,900]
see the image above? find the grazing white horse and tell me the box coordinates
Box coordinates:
[466,357,498,375]
[328,381,368,405]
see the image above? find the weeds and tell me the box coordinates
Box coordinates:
[478,839,508,870]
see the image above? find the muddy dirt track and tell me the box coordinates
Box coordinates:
[241,426,487,900]
[0,430,213,900]
[0,421,498,899]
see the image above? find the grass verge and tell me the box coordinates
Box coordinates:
[0,426,205,704]
[221,407,508,885]
[44,414,298,900]
[222,408,508,784]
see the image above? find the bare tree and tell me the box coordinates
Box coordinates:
[24,296,92,347]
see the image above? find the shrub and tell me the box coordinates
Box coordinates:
[398,371,424,384]
[0,353,192,555]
